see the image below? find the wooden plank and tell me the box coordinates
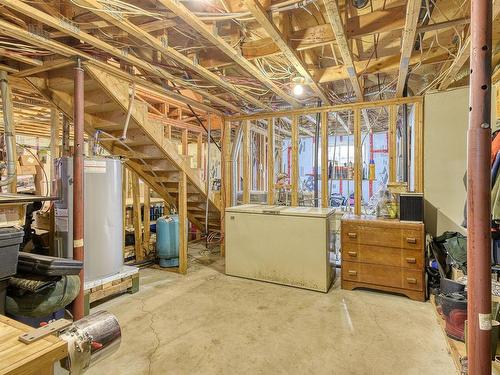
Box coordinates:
[242,120,250,204]
[0,47,42,66]
[0,316,67,375]
[354,109,361,215]
[131,172,143,261]
[75,0,269,110]
[181,128,188,156]
[221,120,232,256]
[321,112,329,208]
[122,165,127,258]
[157,0,301,107]
[143,185,151,254]
[395,0,422,97]
[323,0,363,101]
[267,117,275,205]
[196,132,203,169]
[244,0,330,104]
[414,102,424,193]
[388,105,397,182]
[230,96,423,121]
[291,115,299,206]
[178,171,188,274]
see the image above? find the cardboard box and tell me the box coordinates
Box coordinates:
[18,155,38,167]
[16,165,37,175]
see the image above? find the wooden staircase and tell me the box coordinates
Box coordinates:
[26,62,221,233]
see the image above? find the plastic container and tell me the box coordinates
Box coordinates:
[0,278,8,315]
[17,252,83,276]
[156,215,179,267]
[0,226,24,279]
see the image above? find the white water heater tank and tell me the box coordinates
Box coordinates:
[54,157,123,282]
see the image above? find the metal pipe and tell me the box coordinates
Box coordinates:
[205,115,211,235]
[62,115,70,157]
[72,58,85,321]
[120,83,135,141]
[0,71,16,190]
[231,125,244,206]
[467,0,492,372]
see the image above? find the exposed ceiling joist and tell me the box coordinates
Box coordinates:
[323,0,363,101]
[0,47,42,66]
[395,0,422,97]
[439,0,500,90]
[0,19,220,115]
[75,0,270,111]
[157,0,301,107]
[0,0,240,113]
[243,0,330,104]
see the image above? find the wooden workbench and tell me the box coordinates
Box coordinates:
[0,316,68,375]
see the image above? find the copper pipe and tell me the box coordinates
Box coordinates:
[467,0,492,372]
[72,58,85,321]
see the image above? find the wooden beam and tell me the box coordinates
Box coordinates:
[143,185,151,255]
[0,47,42,66]
[0,0,240,113]
[313,48,449,84]
[414,102,424,193]
[388,105,397,182]
[230,96,423,121]
[267,117,274,205]
[75,0,270,110]
[291,115,299,206]
[181,129,188,156]
[157,0,301,107]
[221,120,232,256]
[244,0,329,103]
[323,0,363,100]
[354,108,361,215]
[321,112,329,208]
[178,171,188,274]
[131,172,143,261]
[395,0,422,97]
[242,120,250,204]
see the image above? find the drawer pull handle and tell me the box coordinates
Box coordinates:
[348,251,357,257]
[348,270,358,276]
[348,232,357,239]
[406,257,416,264]
[406,237,417,244]
[406,277,417,284]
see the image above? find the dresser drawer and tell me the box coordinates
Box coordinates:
[342,222,423,250]
[403,269,424,291]
[342,244,423,270]
[342,261,403,289]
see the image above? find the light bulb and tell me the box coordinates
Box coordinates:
[293,84,304,96]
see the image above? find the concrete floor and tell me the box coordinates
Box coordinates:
[84,248,456,375]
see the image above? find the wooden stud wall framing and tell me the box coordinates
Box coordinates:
[178,171,188,274]
[354,109,362,215]
[267,117,275,205]
[242,120,250,204]
[414,101,424,193]
[388,105,397,182]
[221,120,232,256]
[291,115,299,207]
[321,112,329,208]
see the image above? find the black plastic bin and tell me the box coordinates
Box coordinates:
[17,252,83,276]
[0,278,7,315]
[0,227,24,279]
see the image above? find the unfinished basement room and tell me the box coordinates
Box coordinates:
[0,0,498,374]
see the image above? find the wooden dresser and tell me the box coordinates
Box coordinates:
[341,215,425,301]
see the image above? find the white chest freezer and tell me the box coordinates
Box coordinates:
[225,204,338,292]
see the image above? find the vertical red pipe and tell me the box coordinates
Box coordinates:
[467,0,492,372]
[72,58,85,320]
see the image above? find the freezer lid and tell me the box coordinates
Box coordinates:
[225,204,337,218]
